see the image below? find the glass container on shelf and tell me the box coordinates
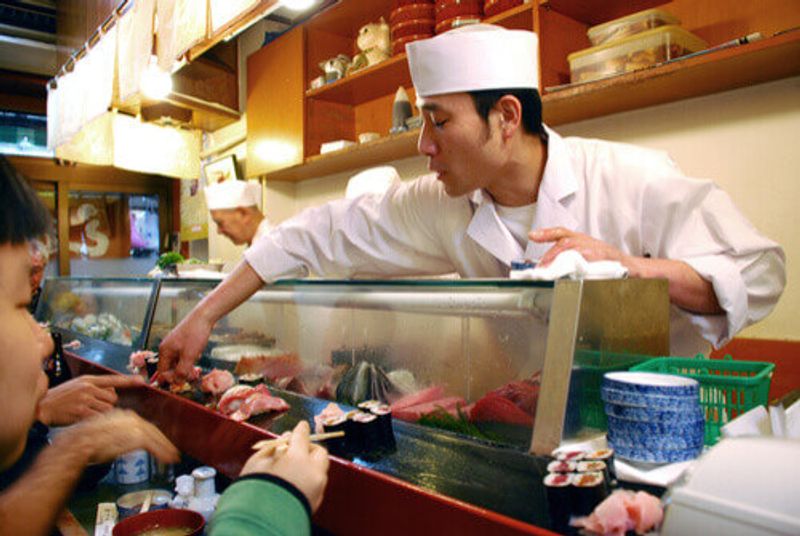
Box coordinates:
[36,277,157,349]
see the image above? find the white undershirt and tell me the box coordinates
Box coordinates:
[495,202,537,249]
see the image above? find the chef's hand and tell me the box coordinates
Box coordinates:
[158,309,213,383]
[529,227,632,269]
[241,421,330,513]
[37,374,145,427]
[53,409,179,465]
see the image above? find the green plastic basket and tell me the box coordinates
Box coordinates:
[572,349,660,430]
[630,355,774,445]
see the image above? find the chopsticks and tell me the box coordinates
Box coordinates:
[251,431,344,451]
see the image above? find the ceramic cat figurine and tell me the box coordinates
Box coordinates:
[348,18,391,74]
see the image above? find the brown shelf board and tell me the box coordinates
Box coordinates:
[543,31,800,126]
[485,2,535,29]
[266,129,420,182]
[541,0,666,26]
[306,53,412,105]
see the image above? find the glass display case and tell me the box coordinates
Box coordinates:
[36,277,157,351]
[44,276,669,531]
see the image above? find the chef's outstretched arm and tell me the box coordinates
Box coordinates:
[530,227,722,314]
[158,261,265,381]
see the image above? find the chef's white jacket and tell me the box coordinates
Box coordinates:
[251,217,272,245]
[245,128,785,356]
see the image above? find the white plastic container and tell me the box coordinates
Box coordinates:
[587,8,679,46]
[568,25,707,84]
[662,437,800,536]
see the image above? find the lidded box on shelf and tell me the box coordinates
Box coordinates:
[568,25,707,83]
[587,8,679,46]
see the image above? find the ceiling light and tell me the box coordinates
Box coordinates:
[140,56,173,100]
[280,0,316,11]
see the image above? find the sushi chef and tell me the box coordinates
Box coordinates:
[205,179,271,247]
[0,157,329,536]
[159,25,784,380]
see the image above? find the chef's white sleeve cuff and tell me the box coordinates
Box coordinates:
[681,254,748,348]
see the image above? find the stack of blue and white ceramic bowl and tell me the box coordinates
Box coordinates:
[602,371,704,463]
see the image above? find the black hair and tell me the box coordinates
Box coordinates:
[467,88,547,141]
[0,156,53,245]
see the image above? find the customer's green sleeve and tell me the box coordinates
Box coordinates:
[209,474,312,536]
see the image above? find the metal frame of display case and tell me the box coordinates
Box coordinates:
[42,276,669,534]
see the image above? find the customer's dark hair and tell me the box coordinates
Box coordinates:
[0,156,52,244]
[467,88,547,140]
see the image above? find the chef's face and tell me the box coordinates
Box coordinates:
[417,93,506,197]
[0,243,51,470]
[210,208,251,245]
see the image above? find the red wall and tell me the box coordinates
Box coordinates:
[711,338,800,402]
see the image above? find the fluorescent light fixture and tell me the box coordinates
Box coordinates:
[140,56,173,100]
[280,0,316,11]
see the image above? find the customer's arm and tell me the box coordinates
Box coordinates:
[0,410,178,536]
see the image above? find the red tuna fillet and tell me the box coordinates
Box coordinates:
[393,396,467,422]
[469,393,534,426]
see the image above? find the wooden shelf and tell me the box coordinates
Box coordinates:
[306,53,411,105]
[305,3,536,106]
[266,129,420,182]
[541,0,664,26]
[543,31,800,125]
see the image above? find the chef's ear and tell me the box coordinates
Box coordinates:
[495,95,522,138]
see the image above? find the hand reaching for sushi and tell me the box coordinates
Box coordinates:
[36,373,145,426]
[158,261,267,383]
[52,409,180,466]
[241,421,330,512]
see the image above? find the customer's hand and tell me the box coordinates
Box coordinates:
[37,374,145,426]
[53,409,179,465]
[242,421,330,512]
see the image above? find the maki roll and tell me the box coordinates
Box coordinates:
[349,411,382,456]
[571,471,608,516]
[357,400,382,412]
[546,460,576,474]
[586,448,616,483]
[543,472,572,532]
[554,449,585,463]
[576,461,610,493]
[322,414,349,457]
[369,403,396,452]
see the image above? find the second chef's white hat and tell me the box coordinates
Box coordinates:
[204,180,261,210]
[406,24,539,97]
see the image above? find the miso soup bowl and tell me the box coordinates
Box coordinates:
[112,508,205,536]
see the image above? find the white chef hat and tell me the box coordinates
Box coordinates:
[204,180,261,210]
[406,24,539,97]
[345,166,401,199]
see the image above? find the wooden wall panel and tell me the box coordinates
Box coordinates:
[246,27,306,176]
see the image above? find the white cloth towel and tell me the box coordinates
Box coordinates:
[509,250,628,281]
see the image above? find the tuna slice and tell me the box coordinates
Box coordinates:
[390,385,445,412]
[392,396,467,422]
[201,369,235,395]
[234,351,303,382]
[218,384,290,421]
[469,393,534,426]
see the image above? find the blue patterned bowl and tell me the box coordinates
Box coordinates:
[601,386,700,410]
[607,425,704,451]
[607,414,705,440]
[611,443,703,464]
[604,402,704,423]
[603,372,699,397]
